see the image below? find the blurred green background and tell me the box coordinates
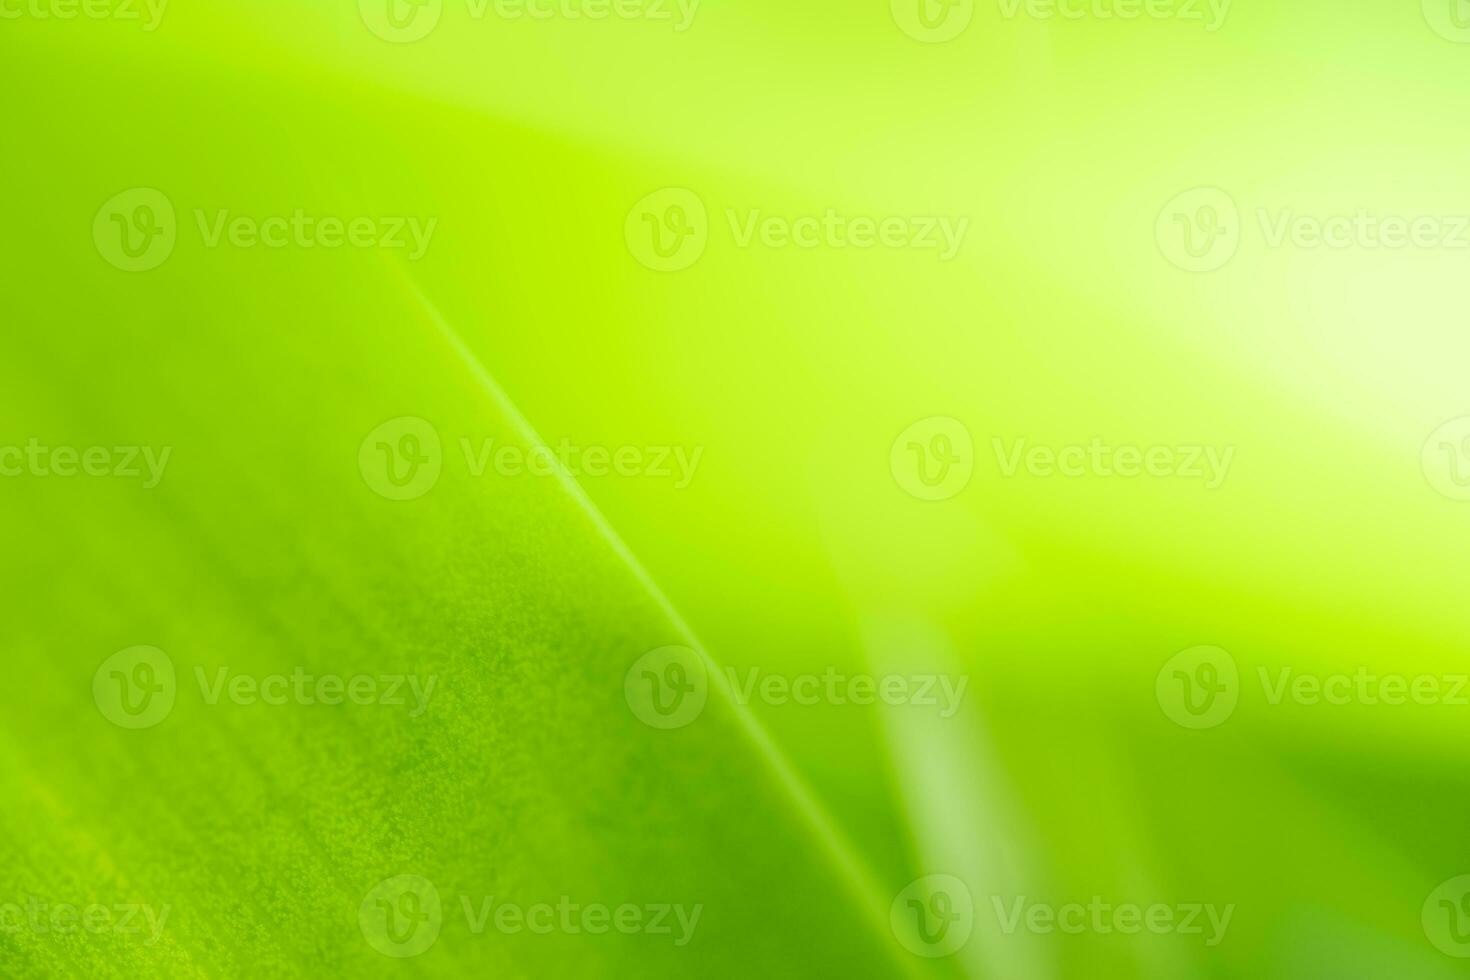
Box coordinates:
[4,0,1470,976]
